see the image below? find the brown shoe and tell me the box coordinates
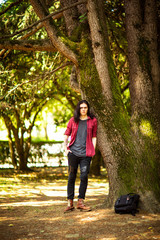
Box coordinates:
[64,199,75,213]
[77,199,91,212]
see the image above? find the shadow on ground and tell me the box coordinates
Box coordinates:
[0,167,160,240]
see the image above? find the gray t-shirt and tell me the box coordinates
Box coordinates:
[70,119,87,157]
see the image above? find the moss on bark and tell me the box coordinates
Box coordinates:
[61,18,160,210]
[78,38,160,205]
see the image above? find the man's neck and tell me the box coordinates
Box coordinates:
[80,116,88,120]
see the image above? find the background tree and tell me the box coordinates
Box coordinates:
[0,44,78,170]
[0,1,79,170]
[0,0,160,212]
[0,64,78,170]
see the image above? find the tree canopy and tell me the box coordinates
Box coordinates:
[0,0,80,169]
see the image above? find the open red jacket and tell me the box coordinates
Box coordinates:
[64,117,97,157]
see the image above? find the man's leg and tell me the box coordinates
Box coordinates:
[64,152,78,213]
[77,157,92,211]
[67,152,78,199]
[78,156,91,199]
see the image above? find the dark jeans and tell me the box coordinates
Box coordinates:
[67,152,92,200]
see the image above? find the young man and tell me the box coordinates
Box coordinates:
[64,100,97,213]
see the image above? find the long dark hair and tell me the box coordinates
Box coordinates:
[74,100,95,122]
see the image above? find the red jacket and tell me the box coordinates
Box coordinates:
[64,117,97,157]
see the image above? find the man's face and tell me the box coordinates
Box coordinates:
[80,103,88,117]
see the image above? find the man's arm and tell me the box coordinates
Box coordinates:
[64,135,69,155]
[92,137,97,150]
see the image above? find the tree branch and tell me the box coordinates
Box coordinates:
[0,14,63,58]
[32,100,48,127]
[1,62,72,99]
[1,113,18,137]
[30,0,80,66]
[109,27,127,57]
[0,0,23,17]
[0,39,55,52]
[0,0,86,40]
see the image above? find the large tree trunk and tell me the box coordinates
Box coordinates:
[125,0,160,130]
[4,118,28,170]
[14,134,28,171]
[7,128,17,169]
[30,0,160,212]
[90,147,102,176]
[3,115,18,169]
[124,0,160,211]
[87,0,160,212]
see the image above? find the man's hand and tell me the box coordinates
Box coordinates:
[92,137,97,149]
[64,135,72,156]
[65,149,72,156]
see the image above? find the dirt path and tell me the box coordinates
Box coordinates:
[0,168,160,240]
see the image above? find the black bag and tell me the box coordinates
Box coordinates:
[114,193,140,216]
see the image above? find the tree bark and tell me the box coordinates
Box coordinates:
[30,0,78,65]
[90,147,102,176]
[0,39,56,52]
[61,0,160,212]
[60,0,79,36]
[125,0,160,130]
[7,127,17,169]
